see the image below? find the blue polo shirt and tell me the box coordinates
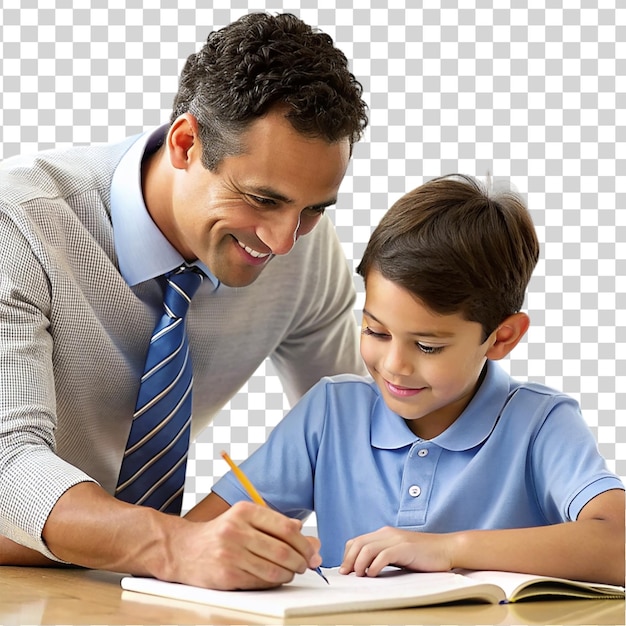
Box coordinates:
[212,361,624,566]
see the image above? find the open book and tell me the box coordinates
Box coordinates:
[120,567,625,619]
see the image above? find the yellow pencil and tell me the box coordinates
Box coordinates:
[221,450,267,507]
[220,450,329,584]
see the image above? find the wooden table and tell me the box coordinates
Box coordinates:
[0,566,623,625]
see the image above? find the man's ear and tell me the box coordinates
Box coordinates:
[485,312,530,361]
[167,113,200,170]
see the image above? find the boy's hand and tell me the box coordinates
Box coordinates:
[339,526,454,578]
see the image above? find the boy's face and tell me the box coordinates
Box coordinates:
[360,270,497,439]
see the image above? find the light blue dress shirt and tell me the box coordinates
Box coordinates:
[212,360,624,566]
[109,126,217,287]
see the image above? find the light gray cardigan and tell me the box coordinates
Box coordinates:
[0,137,364,557]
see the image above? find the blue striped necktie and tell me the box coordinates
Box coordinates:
[116,265,204,515]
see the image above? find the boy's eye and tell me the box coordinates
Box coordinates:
[362,326,388,339]
[417,342,444,354]
[363,327,445,354]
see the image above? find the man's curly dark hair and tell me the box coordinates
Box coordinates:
[170,12,369,170]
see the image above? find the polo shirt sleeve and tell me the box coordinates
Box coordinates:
[528,393,624,522]
[211,378,331,519]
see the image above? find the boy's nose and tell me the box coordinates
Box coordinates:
[383,345,414,377]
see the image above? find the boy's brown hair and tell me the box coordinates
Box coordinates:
[357,174,540,342]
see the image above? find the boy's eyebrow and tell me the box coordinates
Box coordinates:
[362,309,455,338]
[247,185,337,211]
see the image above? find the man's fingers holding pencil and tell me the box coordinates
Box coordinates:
[232,501,320,576]
[219,451,323,577]
[190,501,311,589]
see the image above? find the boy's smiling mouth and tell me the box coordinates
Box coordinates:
[384,379,425,397]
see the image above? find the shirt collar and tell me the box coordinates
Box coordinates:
[432,360,510,451]
[371,360,511,451]
[371,391,420,450]
[110,125,217,287]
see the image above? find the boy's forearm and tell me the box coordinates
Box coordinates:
[184,491,231,522]
[451,518,625,586]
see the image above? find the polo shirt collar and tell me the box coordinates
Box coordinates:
[371,393,420,450]
[110,125,217,288]
[432,360,510,451]
[371,360,510,451]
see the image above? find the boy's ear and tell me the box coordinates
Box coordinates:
[485,312,530,361]
[167,113,200,170]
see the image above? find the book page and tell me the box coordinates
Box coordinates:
[121,568,505,618]
[460,570,626,602]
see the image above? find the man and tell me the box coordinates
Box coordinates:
[0,12,368,590]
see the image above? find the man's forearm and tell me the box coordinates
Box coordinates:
[41,481,183,579]
[0,535,61,566]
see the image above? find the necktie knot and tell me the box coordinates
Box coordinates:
[163,266,204,319]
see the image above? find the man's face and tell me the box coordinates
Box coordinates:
[158,109,350,287]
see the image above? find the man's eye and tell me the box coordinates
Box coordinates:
[249,195,276,206]
[302,206,326,216]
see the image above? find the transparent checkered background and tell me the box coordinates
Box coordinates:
[1,2,623,515]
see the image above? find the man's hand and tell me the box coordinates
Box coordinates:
[176,501,322,590]
[31,482,320,590]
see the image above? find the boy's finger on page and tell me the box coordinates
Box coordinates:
[363,551,397,578]
[340,541,371,576]
[339,535,364,574]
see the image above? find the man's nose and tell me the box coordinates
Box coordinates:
[258,213,301,256]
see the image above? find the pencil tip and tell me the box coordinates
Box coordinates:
[316,567,330,584]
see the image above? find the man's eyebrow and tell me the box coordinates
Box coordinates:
[362,309,455,338]
[309,198,338,211]
[248,186,337,210]
[248,186,292,203]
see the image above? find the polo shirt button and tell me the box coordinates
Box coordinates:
[417,449,428,457]
[408,485,421,497]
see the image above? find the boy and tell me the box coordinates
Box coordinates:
[187,175,624,586]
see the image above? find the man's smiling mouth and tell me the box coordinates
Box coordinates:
[237,239,271,259]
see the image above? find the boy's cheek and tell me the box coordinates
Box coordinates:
[359,341,376,368]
